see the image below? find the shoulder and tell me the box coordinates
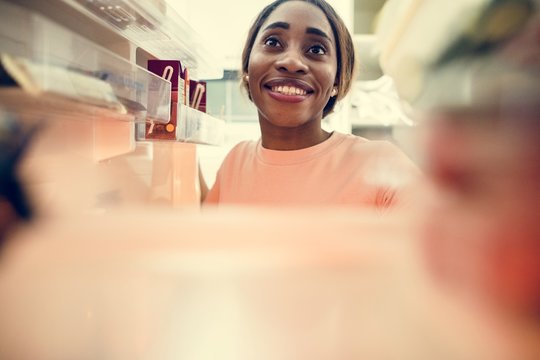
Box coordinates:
[225,140,258,157]
[332,131,368,145]
[337,133,408,159]
[219,140,259,167]
[332,132,396,156]
[334,133,420,173]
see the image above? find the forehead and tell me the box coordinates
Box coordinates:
[261,1,334,39]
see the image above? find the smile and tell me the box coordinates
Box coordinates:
[263,79,314,103]
[265,78,313,93]
[270,85,307,96]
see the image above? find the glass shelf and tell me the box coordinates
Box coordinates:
[180,104,225,146]
[0,0,171,124]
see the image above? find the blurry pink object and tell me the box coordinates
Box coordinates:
[0,207,530,360]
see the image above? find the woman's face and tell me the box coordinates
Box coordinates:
[247,1,337,129]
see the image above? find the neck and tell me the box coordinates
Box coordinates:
[258,114,331,150]
[260,128,331,150]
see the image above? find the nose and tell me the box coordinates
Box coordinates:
[274,48,308,74]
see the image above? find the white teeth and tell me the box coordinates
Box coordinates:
[271,85,307,96]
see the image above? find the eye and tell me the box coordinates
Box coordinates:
[263,36,281,48]
[308,44,327,55]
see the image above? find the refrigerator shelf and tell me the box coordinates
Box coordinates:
[180,104,225,146]
[0,0,171,124]
[140,103,225,146]
[58,0,223,80]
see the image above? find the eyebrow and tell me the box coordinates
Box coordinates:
[263,21,290,31]
[262,22,331,41]
[306,27,331,41]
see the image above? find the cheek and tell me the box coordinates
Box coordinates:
[321,66,337,91]
[246,54,268,93]
[247,50,267,78]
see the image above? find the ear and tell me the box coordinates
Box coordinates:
[243,74,252,100]
[331,86,338,97]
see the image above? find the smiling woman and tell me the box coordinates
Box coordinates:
[202,0,422,211]
[246,1,339,146]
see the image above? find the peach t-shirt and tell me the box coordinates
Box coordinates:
[204,132,420,211]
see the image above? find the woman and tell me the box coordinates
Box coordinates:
[203,0,420,211]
